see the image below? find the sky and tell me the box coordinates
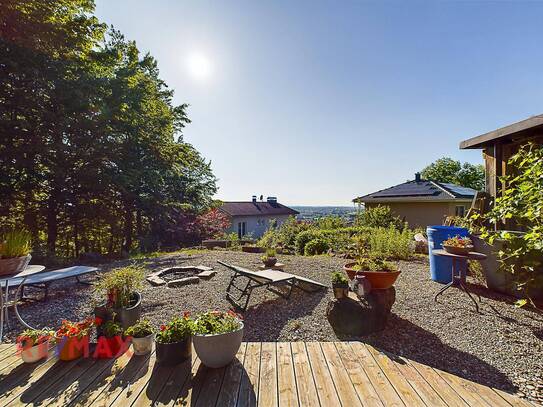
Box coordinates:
[95,0,543,206]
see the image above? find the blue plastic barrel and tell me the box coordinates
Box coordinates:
[427,225,469,284]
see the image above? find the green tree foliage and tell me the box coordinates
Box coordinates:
[0,1,217,260]
[358,205,403,229]
[420,157,485,190]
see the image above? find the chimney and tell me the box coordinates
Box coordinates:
[267,196,277,203]
[252,195,257,203]
[415,172,421,182]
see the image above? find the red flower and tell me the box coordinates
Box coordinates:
[94,317,103,326]
[183,311,191,318]
[160,325,167,331]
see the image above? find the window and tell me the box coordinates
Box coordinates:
[237,221,246,238]
[455,205,465,217]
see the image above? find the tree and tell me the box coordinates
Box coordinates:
[420,158,485,190]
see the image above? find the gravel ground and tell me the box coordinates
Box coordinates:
[2,250,542,404]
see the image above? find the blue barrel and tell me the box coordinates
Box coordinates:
[427,226,469,284]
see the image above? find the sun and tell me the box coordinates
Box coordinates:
[187,53,212,81]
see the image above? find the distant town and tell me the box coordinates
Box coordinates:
[292,206,357,222]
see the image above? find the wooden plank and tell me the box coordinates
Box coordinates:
[215,342,248,407]
[435,368,503,407]
[173,358,208,406]
[258,342,278,407]
[334,342,383,407]
[408,359,468,407]
[0,343,16,358]
[238,342,261,407]
[153,352,195,407]
[349,342,404,407]
[493,388,536,407]
[110,353,160,407]
[131,362,177,407]
[366,345,425,407]
[305,342,342,406]
[291,341,320,407]
[320,342,363,406]
[79,351,154,407]
[276,342,299,407]
[0,352,25,374]
[194,362,227,406]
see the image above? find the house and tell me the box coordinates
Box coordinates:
[219,196,299,238]
[353,173,476,228]
[460,114,543,199]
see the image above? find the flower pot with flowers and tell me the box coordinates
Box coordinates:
[193,310,244,368]
[261,248,278,268]
[331,271,349,299]
[155,314,194,365]
[0,230,32,276]
[94,266,144,329]
[95,317,126,359]
[55,318,94,361]
[125,319,155,355]
[17,328,54,363]
[442,235,474,256]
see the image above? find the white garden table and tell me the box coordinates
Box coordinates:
[0,265,45,343]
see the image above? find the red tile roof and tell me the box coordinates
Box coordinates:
[220,201,299,217]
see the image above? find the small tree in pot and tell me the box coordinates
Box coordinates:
[331,271,349,299]
[155,314,194,365]
[125,319,155,355]
[193,310,243,368]
[94,266,144,329]
[0,230,32,276]
[261,248,277,267]
[17,328,55,363]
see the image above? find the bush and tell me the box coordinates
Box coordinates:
[314,216,347,229]
[295,230,323,254]
[367,225,414,260]
[304,238,330,256]
[257,216,311,251]
[358,205,403,229]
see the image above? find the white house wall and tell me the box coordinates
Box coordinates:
[226,215,292,238]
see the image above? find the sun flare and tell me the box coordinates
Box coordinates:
[187,53,212,81]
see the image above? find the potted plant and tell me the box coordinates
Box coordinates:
[17,328,54,363]
[193,310,244,368]
[344,257,400,290]
[95,318,125,359]
[155,314,193,365]
[442,235,474,255]
[0,230,32,276]
[55,318,94,361]
[261,248,277,267]
[125,319,155,355]
[94,266,144,329]
[331,271,349,299]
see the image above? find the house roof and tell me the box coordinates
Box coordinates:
[220,201,299,217]
[353,179,476,203]
[460,114,543,149]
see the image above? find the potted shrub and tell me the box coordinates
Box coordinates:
[261,248,277,267]
[0,230,32,276]
[331,271,349,299]
[442,235,474,255]
[17,328,54,363]
[95,318,125,359]
[94,266,144,329]
[125,319,155,356]
[344,257,400,290]
[193,310,243,368]
[155,314,193,365]
[55,318,94,361]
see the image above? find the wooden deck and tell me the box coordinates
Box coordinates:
[0,341,533,406]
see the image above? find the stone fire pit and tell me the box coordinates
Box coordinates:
[146,265,216,288]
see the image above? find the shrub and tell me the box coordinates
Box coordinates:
[358,205,403,229]
[295,230,322,254]
[314,216,347,229]
[367,225,414,260]
[258,216,311,251]
[354,257,398,272]
[193,311,242,335]
[304,238,330,256]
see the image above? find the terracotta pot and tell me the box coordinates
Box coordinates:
[0,255,31,276]
[156,337,192,365]
[262,257,277,267]
[193,322,244,368]
[57,335,89,361]
[344,262,401,290]
[443,244,473,256]
[343,263,358,280]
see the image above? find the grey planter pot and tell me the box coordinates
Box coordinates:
[113,291,142,329]
[131,333,154,356]
[193,322,244,368]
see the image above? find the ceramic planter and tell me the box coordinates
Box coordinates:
[193,322,244,368]
[131,334,154,356]
[156,337,192,365]
[262,257,277,267]
[344,263,400,290]
[20,341,50,363]
[95,292,142,331]
[0,254,31,276]
[57,335,89,361]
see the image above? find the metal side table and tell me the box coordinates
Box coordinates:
[0,265,45,342]
[432,249,487,313]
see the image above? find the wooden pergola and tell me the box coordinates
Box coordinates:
[460,114,543,198]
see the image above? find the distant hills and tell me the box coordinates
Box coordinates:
[291,206,357,221]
